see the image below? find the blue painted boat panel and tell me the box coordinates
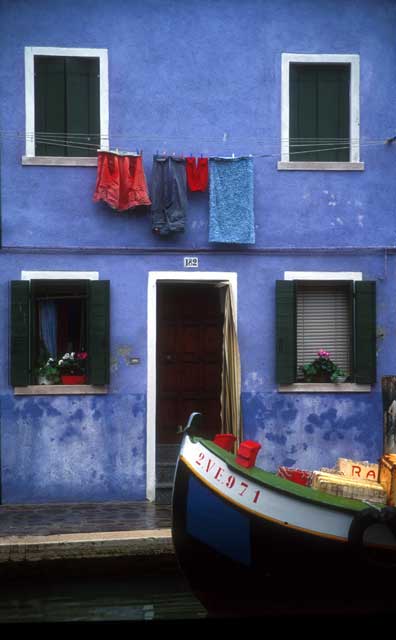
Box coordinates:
[186,474,251,566]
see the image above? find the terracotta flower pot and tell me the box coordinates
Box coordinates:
[61,375,87,385]
[312,372,332,383]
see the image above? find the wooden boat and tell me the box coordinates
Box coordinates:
[171,413,396,617]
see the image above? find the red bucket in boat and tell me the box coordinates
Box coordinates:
[236,440,262,468]
[213,433,236,452]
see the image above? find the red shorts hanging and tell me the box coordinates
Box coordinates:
[93,151,151,211]
[186,156,209,192]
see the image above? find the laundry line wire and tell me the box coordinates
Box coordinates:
[0,129,394,145]
[0,130,393,158]
[5,137,388,159]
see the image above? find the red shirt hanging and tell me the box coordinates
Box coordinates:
[186,157,209,192]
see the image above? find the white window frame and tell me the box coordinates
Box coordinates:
[23,47,109,166]
[279,270,370,392]
[278,53,364,171]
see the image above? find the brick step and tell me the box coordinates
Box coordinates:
[155,485,173,505]
[156,444,181,464]
[156,462,177,484]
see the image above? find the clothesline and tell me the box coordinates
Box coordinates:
[0,129,393,143]
[2,136,388,159]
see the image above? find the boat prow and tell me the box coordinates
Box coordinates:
[171,414,396,617]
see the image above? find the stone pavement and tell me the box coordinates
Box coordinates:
[0,502,173,564]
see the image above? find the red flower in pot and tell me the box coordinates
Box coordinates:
[58,352,88,385]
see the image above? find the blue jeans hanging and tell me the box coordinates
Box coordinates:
[151,155,187,235]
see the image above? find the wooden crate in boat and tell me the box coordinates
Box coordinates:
[311,471,387,504]
[379,454,396,506]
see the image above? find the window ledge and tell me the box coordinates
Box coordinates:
[22,156,98,167]
[14,385,108,395]
[278,383,371,393]
[277,161,365,171]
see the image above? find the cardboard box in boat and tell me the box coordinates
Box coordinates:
[311,470,387,504]
[336,457,379,482]
[379,454,396,506]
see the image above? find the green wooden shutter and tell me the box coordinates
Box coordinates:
[87,280,110,385]
[317,65,350,162]
[354,281,376,384]
[65,57,100,157]
[35,57,66,156]
[35,56,100,157]
[290,64,350,162]
[10,281,30,386]
[275,280,296,384]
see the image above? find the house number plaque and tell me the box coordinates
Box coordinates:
[184,257,199,268]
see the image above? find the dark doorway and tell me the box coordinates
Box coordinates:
[156,283,224,444]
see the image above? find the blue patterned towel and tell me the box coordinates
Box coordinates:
[209,156,255,244]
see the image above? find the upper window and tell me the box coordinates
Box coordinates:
[279,54,363,170]
[24,47,109,165]
[10,277,110,388]
[275,276,376,386]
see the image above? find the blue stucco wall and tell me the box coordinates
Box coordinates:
[1,0,396,502]
[1,0,396,249]
[0,251,394,502]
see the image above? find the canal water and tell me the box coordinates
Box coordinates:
[0,559,208,623]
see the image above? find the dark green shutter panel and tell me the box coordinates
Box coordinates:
[88,281,110,385]
[354,281,376,384]
[35,57,66,156]
[289,64,350,162]
[275,280,296,384]
[35,56,100,157]
[10,281,30,386]
[65,57,100,157]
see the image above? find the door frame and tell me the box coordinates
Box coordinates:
[146,271,238,501]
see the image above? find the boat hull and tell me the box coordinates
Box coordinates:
[172,437,396,616]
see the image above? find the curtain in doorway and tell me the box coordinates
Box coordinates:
[39,301,58,359]
[221,286,243,446]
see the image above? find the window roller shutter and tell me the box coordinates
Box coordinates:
[276,280,296,384]
[354,281,376,384]
[88,280,110,385]
[10,281,30,386]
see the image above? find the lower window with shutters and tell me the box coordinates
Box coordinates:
[276,279,376,391]
[10,279,110,394]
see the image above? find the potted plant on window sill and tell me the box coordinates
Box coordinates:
[301,350,347,384]
[58,352,88,385]
[36,358,61,385]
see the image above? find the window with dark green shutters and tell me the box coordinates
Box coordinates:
[34,56,100,157]
[275,280,376,386]
[289,63,350,162]
[10,280,110,387]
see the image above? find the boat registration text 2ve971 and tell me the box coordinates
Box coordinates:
[181,439,262,510]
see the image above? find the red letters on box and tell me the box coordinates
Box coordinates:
[236,441,262,468]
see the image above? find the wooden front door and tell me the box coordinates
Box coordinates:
[156,283,224,443]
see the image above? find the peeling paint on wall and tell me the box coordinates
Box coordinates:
[242,392,382,474]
